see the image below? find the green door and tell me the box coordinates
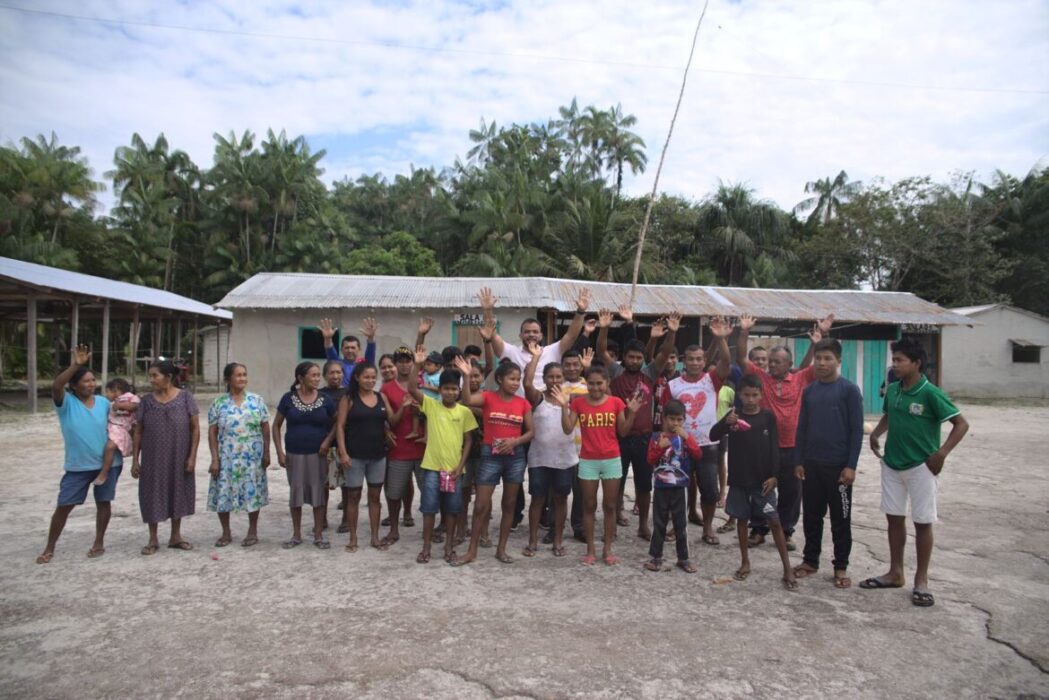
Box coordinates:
[863,340,888,414]
[840,340,857,383]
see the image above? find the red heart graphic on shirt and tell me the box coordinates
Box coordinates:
[680,392,706,419]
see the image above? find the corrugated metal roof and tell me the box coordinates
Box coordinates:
[0,256,233,319]
[218,273,972,326]
[951,303,1048,323]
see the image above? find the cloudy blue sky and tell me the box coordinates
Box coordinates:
[1,0,1046,211]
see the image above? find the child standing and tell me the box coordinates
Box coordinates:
[405,348,477,565]
[94,378,140,486]
[644,399,701,573]
[710,374,797,590]
[551,366,642,566]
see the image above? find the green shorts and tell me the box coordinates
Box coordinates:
[578,457,622,481]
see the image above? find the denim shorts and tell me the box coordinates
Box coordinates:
[528,465,577,497]
[726,486,779,522]
[344,457,386,488]
[418,468,463,515]
[57,465,121,506]
[476,444,527,486]
[578,457,622,481]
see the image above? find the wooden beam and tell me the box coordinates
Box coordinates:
[101,300,110,387]
[129,307,140,389]
[192,316,199,391]
[216,321,222,387]
[70,300,79,349]
[27,295,37,413]
[175,317,182,359]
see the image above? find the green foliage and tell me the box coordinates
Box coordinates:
[341,232,441,276]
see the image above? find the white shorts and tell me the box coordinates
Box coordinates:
[880,461,938,524]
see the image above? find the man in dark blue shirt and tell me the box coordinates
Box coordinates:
[792,338,864,589]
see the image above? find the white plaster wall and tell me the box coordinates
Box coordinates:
[941,307,1049,398]
[200,325,230,387]
[228,307,537,405]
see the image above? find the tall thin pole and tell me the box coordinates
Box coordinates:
[630,0,709,305]
[70,300,79,349]
[101,300,111,387]
[192,316,199,390]
[27,295,38,413]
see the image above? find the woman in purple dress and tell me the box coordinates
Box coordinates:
[131,359,200,555]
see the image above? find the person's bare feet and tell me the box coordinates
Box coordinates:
[733,564,751,581]
[792,563,818,579]
[450,551,475,567]
[36,551,54,564]
[87,546,105,558]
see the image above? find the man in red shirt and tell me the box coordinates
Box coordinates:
[735,313,830,548]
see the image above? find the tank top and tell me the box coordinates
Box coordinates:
[527,397,578,469]
[344,392,388,460]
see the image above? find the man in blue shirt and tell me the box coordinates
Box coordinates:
[38,346,122,564]
[319,317,377,387]
[792,338,864,589]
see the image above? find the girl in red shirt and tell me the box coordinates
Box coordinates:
[551,365,641,566]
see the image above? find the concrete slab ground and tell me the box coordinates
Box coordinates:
[0,401,1046,698]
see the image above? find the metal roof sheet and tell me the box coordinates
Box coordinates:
[218,273,972,326]
[0,256,233,319]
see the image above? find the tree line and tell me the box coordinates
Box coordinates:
[2,99,1047,317]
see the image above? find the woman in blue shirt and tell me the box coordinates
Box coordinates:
[37,345,120,564]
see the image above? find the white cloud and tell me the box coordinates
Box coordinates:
[1,0,1046,212]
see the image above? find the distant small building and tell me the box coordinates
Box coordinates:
[941,304,1049,399]
[200,325,232,387]
[217,273,971,409]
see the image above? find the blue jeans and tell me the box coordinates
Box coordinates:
[418,469,463,515]
[476,444,527,486]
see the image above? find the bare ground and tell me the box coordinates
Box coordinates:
[0,401,1046,699]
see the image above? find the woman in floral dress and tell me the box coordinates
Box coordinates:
[207,362,271,547]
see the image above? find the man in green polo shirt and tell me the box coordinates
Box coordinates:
[862,338,969,607]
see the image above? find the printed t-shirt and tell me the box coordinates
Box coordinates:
[666,371,723,447]
[647,432,701,488]
[610,368,655,437]
[55,394,116,471]
[744,364,815,449]
[381,380,425,461]
[883,376,960,471]
[419,394,478,472]
[563,379,589,452]
[481,391,531,445]
[571,394,626,460]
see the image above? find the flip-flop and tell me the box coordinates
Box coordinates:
[282,538,303,549]
[337,523,350,534]
[616,515,630,527]
[912,589,935,607]
[495,552,514,564]
[793,565,818,579]
[381,534,400,546]
[603,554,620,566]
[479,536,493,549]
[676,560,697,574]
[168,541,194,551]
[344,543,358,553]
[416,551,431,564]
[834,574,852,589]
[522,545,537,558]
[403,516,415,527]
[644,558,663,572]
[36,552,54,564]
[858,576,903,589]
[87,547,105,559]
[430,532,445,544]
[665,531,677,542]
[701,534,720,546]
[449,556,474,568]
[141,544,159,556]
[445,552,459,565]
[370,541,388,551]
[748,533,765,547]
[716,520,737,534]
[380,516,391,527]
[552,545,567,557]
[783,578,800,591]
[214,537,232,548]
[240,536,258,547]
[733,567,751,581]
[581,554,597,566]
[314,539,331,549]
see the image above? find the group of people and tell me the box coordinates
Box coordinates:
[38,287,969,607]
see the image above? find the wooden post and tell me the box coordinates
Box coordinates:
[101,301,111,387]
[545,310,555,344]
[216,321,222,387]
[192,316,199,389]
[129,307,141,389]
[27,296,38,413]
[175,317,182,359]
[70,300,79,350]
[150,319,158,362]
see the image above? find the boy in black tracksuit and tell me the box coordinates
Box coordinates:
[710,374,797,590]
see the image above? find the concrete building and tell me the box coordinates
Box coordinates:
[199,325,232,388]
[217,273,971,408]
[941,304,1049,399]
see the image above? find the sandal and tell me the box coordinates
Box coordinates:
[552,545,567,557]
[431,531,445,544]
[522,544,538,558]
[479,535,493,548]
[445,551,459,565]
[370,541,388,551]
[644,558,663,572]
[344,543,358,553]
[716,519,737,534]
[912,589,935,607]
[676,560,697,574]
[793,564,818,579]
[701,534,719,546]
[834,573,852,589]
[783,577,799,591]
[168,541,194,551]
[665,530,677,542]
[87,547,105,559]
[733,567,751,581]
[214,536,232,548]
[616,515,630,527]
[314,539,331,549]
[581,554,597,566]
[403,515,415,527]
[495,552,514,564]
[36,552,54,564]
[859,576,903,590]
[603,554,620,566]
[282,538,303,549]
[337,523,350,534]
[141,544,159,556]
[240,536,259,547]
[416,551,431,564]
[748,533,765,547]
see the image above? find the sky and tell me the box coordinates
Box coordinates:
[1,0,1047,213]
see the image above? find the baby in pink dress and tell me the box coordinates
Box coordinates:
[94,378,141,486]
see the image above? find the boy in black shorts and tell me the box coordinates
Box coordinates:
[710,374,797,590]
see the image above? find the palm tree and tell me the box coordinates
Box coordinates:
[700,182,792,286]
[794,170,861,226]
[466,118,499,166]
[603,104,647,200]
[18,132,102,244]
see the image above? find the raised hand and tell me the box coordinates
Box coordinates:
[318,318,337,340]
[666,311,682,333]
[626,392,645,414]
[478,317,497,341]
[453,356,472,375]
[724,407,738,425]
[598,308,614,328]
[575,288,591,313]
[549,385,570,407]
[580,347,594,370]
[617,304,634,324]
[417,317,434,336]
[72,344,91,366]
[360,317,378,340]
[477,286,497,310]
[414,345,428,365]
[809,313,835,342]
[526,341,542,360]
[650,319,667,339]
[738,313,756,332]
[709,315,732,338]
[583,318,598,336]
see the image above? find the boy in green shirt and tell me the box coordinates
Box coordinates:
[864,338,968,607]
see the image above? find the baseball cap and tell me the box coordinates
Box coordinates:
[425,351,443,365]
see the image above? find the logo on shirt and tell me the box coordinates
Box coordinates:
[909,403,925,416]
